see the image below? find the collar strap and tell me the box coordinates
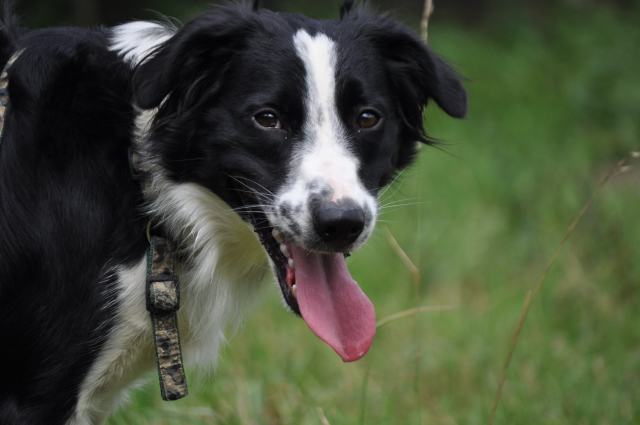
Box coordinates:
[147,236,189,400]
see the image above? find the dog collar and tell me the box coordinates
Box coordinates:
[130,148,189,400]
[146,235,189,400]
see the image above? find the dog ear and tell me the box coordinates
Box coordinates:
[370,20,467,125]
[133,10,255,110]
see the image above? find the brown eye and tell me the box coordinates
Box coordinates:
[357,111,379,129]
[255,112,281,129]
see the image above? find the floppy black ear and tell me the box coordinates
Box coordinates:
[370,20,467,122]
[133,9,256,110]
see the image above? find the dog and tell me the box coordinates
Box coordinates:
[0,1,466,423]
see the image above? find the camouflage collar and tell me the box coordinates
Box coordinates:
[146,236,189,400]
[130,132,188,400]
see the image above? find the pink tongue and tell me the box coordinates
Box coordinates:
[290,245,376,362]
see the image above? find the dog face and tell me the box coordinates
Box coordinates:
[133,4,466,361]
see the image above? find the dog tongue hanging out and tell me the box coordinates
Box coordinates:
[0,1,466,423]
[275,238,376,362]
[293,246,376,361]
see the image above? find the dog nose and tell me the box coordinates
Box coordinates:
[312,201,365,250]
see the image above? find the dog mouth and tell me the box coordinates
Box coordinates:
[236,184,376,362]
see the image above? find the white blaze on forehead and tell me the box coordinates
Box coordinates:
[270,30,378,247]
[292,29,360,202]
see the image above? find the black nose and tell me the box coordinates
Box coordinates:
[312,200,365,250]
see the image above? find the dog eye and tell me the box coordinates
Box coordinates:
[254,112,282,129]
[357,111,379,129]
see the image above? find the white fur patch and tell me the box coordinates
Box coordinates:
[268,30,378,247]
[146,177,270,354]
[109,21,175,66]
[68,261,153,425]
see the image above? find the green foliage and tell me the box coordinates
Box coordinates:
[108,8,640,425]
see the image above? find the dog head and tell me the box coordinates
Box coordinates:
[133,2,466,362]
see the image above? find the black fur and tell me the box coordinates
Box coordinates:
[0,25,148,425]
[0,3,465,423]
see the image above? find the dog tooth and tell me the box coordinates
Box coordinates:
[280,243,290,257]
[272,228,284,243]
[292,284,297,298]
[288,258,295,269]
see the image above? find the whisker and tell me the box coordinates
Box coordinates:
[379,197,421,207]
[242,178,276,198]
[224,173,277,202]
[377,205,424,216]
[378,169,407,200]
[233,205,271,212]
[379,201,424,210]
[231,190,276,203]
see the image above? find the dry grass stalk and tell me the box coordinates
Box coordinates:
[316,407,331,425]
[385,227,420,297]
[386,3,435,417]
[421,0,435,43]
[377,305,456,328]
[384,226,423,424]
[489,151,638,425]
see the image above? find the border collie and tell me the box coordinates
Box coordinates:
[0,1,466,423]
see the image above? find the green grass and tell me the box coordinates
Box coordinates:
[108,8,640,425]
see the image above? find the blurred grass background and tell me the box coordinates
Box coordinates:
[22,0,640,423]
